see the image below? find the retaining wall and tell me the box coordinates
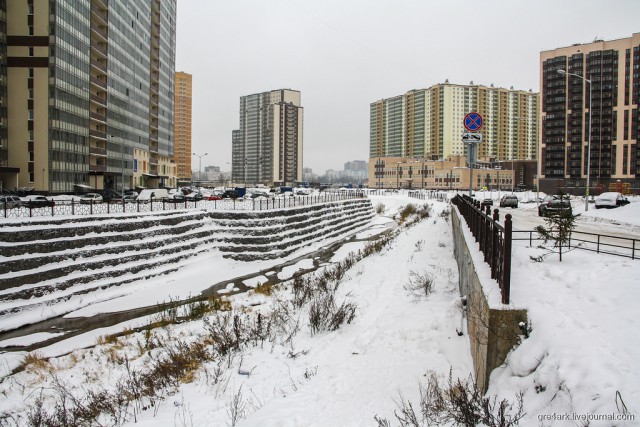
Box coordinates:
[451,207,527,392]
[0,199,374,327]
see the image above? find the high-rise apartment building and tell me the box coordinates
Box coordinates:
[232,89,303,187]
[370,82,539,163]
[174,71,192,181]
[539,33,640,193]
[0,0,176,193]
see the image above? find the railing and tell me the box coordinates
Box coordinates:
[1,192,367,220]
[407,189,451,203]
[513,230,639,260]
[452,194,512,304]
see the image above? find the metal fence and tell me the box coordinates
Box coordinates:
[452,194,512,304]
[513,229,639,260]
[1,192,366,220]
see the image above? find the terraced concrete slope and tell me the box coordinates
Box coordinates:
[0,199,374,328]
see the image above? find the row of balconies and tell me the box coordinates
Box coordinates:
[91,26,108,43]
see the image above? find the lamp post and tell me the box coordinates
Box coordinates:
[192,152,208,184]
[558,69,591,211]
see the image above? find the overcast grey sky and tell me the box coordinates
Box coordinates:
[176,0,640,173]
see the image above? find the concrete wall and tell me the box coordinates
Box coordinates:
[451,207,527,392]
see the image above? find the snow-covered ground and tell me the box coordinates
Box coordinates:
[0,193,638,426]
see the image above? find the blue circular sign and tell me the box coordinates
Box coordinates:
[464,112,483,132]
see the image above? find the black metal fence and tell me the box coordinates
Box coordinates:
[513,230,639,260]
[1,192,366,220]
[452,194,512,304]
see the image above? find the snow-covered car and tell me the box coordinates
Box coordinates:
[538,195,572,216]
[594,192,630,209]
[499,195,519,208]
[79,193,103,204]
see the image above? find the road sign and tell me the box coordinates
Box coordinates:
[463,112,483,132]
[462,132,482,143]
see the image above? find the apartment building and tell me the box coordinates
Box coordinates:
[539,33,640,194]
[370,82,539,163]
[174,71,192,181]
[232,89,303,187]
[1,0,176,194]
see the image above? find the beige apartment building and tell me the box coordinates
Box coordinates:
[1,0,177,194]
[232,89,303,187]
[369,155,517,191]
[174,71,192,182]
[370,82,539,163]
[539,33,640,194]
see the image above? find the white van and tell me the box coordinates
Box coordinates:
[136,188,169,202]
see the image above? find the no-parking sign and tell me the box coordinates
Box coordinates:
[463,112,483,132]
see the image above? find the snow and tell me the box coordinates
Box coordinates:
[1,192,639,426]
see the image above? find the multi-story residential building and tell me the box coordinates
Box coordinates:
[370,82,539,164]
[539,33,640,194]
[232,89,303,187]
[0,0,9,191]
[174,71,192,181]
[1,0,176,194]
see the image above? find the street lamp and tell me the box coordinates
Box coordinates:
[192,152,208,184]
[557,69,592,211]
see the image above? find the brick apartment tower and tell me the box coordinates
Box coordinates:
[539,33,640,194]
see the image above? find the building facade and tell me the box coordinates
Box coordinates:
[232,89,303,187]
[370,82,539,164]
[539,33,640,194]
[174,71,192,181]
[1,0,176,194]
[368,155,527,191]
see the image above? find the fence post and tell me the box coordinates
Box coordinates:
[491,208,500,279]
[502,214,512,304]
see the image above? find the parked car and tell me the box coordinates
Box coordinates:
[184,191,203,201]
[23,195,55,208]
[480,198,493,208]
[163,194,186,203]
[207,194,222,201]
[137,188,169,202]
[594,192,630,209]
[122,194,137,203]
[79,193,103,204]
[499,195,519,208]
[0,195,22,209]
[538,194,572,216]
[221,190,240,199]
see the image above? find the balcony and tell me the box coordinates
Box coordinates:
[92,0,108,10]
[91,41,107,58]
[90,146,107,156]
[90,111,107,123]
[91,7,108,26]
[90,76,107,90]
[90,93,107,106]
[91,26,108,42]
[149,157,158,166]
[91,59,107,74]
[89,163,106,173]
[89,129,107,140]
